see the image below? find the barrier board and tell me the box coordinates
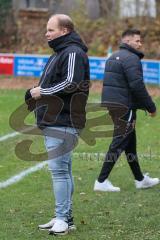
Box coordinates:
[0,53,160,85]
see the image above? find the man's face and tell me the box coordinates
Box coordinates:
[123,34,142,50]
[45,17,67,41]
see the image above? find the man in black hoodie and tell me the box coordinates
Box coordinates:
[28,14,90,235]
[94,29,159,192]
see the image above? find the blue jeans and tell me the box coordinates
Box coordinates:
[43,126,79,221]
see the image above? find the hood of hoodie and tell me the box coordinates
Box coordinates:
[119,43,144,59]
[48,31,88,53]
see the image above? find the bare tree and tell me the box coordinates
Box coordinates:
[135,0,140,16]
[99,0,119,18]
[155,0,160,17]
[85,0,119,19]
[0,0,12,33]
[85,0,100,19]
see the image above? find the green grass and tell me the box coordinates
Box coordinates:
[0,89,160,239]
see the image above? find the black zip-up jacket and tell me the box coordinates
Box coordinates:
[26,31,90,129]
[102,43,156,113]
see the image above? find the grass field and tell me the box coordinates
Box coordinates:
[0,89,160,240]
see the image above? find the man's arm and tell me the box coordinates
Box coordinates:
[40,52,86,96]
[30,52,86,99]
[122,55,156,115]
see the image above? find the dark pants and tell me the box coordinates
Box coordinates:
[98,107,144,183]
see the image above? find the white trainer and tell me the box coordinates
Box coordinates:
[38,217,76,231]
[38,218,56,230]
[94,179,120,192]
[135,173,160,189]
[49,219,68,235]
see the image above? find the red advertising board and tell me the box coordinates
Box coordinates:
[0,55,14,75]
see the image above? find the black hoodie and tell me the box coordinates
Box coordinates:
[34,31,90,129]
[102,43,156,113]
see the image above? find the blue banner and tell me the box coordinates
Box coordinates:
[6,53,160,84]
[142,60,160,85]
[89,57,160,84]
[89,57,106,80]
[14,55,49,77]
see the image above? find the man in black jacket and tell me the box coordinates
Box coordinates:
[28,14,90,235]
[94,29,159,192]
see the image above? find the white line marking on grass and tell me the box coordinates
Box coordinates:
[0,126,36,142]
[0,132,20,142]
[0,152,101,189]
[0,161,48,189]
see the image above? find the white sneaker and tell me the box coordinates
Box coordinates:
[135,173,160,189]
[38,217,76,231]
[94,179,120,192]
[68,217,76,231]
[38,218,56,230]
[49,219,68,235]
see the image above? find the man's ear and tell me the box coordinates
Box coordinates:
[122,36,130,44]
[62,28,69,35]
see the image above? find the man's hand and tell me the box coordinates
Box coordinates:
[149,111,157,117]
[30,86,41,100]
[132,120,136,128]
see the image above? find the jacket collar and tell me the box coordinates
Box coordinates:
[119,43,144,59]
[48,31,88,53]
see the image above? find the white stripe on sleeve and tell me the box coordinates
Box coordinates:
[128,110,132,122]
[40,52,76,95]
